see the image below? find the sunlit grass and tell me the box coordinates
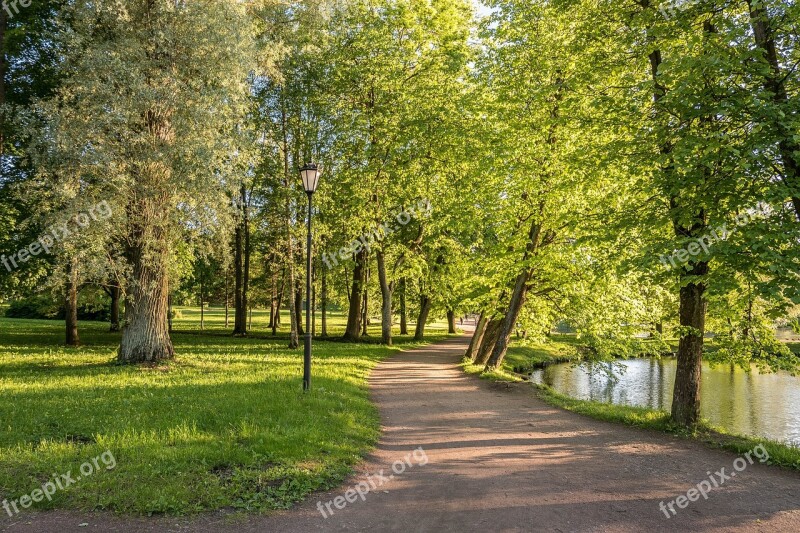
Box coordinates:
[0,310,450,515]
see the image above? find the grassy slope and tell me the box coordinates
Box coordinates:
[0,309,450,515]
[463,336,800,470]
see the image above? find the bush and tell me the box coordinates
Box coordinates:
[5,295,110,322]
[5,296,61,319]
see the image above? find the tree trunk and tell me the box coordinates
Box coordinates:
[465,312,487,361]
[343,247,367,341]
[361,267,370,337]
[167,293,172,333]
[287,239,299,349]
[312,264,317,337]
[447,309,456,334]
[65,260,80,347]
[118,225,174,363]
[414,295,432,341]
[225,267,230,328]
[109,284,121,332]
[486,220,545,370]
[0,7,6,157]
[321,263,328,337]
[199,280,204,331]
[671,263,708,427]
[474,319,503,367]
[376,249,394,345]
[295,283,304,337]
[269,264,277,330]
[399,278,408,335]
[747,1,800,220]
[233,187,250,336]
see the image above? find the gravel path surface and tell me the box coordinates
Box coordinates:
[4,331,799,532]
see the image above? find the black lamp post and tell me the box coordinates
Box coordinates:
[299,163,321,391]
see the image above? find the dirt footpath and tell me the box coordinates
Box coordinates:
[5,333,799,532]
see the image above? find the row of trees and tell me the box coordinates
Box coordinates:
[1,0,799,428]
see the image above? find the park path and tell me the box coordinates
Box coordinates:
[5,331,800,532]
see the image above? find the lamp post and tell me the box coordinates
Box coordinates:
[300,163,321,391]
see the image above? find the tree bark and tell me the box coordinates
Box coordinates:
[109,284,121,332]
[225,267,230,329]
[321,263,328,337]
[644,20,710,427]
[671,262,708,427]
[361,267,370,337]
[199,279,204,331]
[118,210,174,363]
[486,219,546,370]
[0,7,7,157]
[399,278,408,335]
[343,247,367,341]
[747,1,800,220]
[376,249,394,345]
[65,260,80,347]
[414,294,431,341]
[233,186,250,336]
[474,319,503,367]
[447,309,456,334]
[295,283,304,337]
[465,312,487,361]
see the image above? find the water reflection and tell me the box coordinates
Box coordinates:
[531,358,800,446]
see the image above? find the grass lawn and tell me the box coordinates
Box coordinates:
[0,308,451,515]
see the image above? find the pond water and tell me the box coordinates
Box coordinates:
[531,358,800,447]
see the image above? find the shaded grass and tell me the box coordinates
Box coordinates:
[0,312,450,515]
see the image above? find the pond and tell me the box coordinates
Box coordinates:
[530,357,800,447]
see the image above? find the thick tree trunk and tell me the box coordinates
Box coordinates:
[414,295,432,341]
[118,229,174,363]
[447,309,456,334]
[167,294,172,333]
[747,1,800,220]
[65,260,80,347]
[465,312,487,361]
[399,278,408,335]
[343,247,367,341]
[671,263,708,427]
[109,284,121,332]
[376,250,394,345]
[474,319,503,367]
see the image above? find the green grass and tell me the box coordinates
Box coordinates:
[0,310,450,515]
[535,384,800,470]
